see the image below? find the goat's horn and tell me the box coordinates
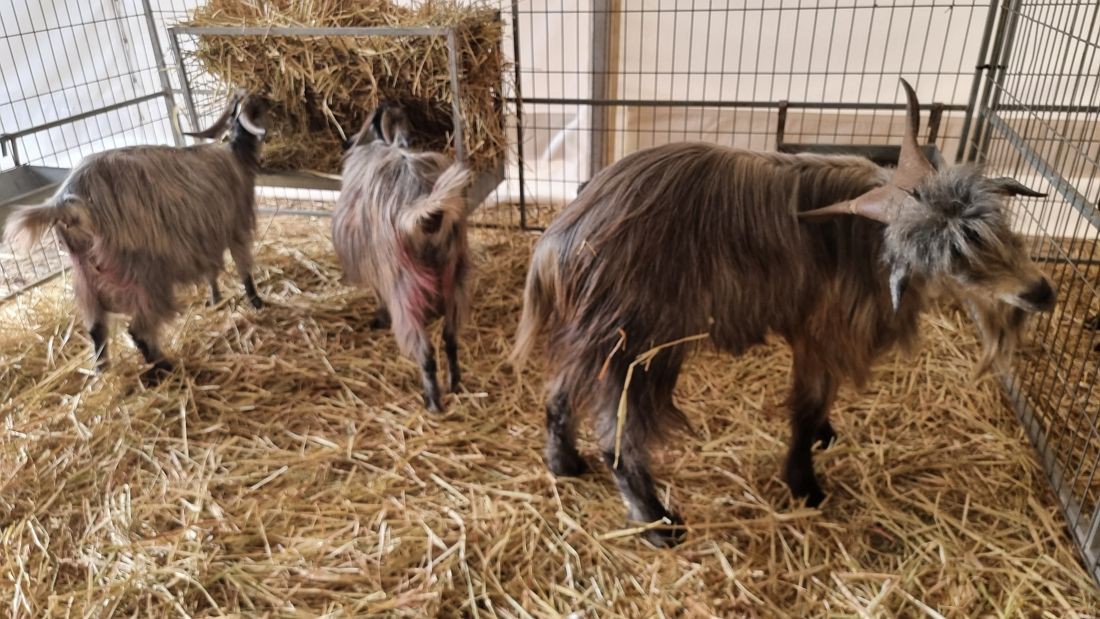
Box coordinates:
[238,106,266,139]
[798,185,903,223]
[183,92,245,140]
[894,78,935,190]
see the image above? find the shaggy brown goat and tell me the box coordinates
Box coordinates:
[332,103,472,412]
[512,79,1055,546]
[3,92,267,385]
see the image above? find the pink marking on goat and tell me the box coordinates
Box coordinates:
[395,239,442,332]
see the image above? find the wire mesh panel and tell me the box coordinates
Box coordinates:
[0,0,182,300]
[971,0,1100,584]
[508,0,996,227]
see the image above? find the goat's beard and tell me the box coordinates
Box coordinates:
[967,295,1030,378]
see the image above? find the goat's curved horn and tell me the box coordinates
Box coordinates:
[798,184,904,223]
[894,78,935,190]
[238,105,266,139]
[183,92,245,140]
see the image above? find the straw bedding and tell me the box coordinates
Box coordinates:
[1015,237,1100,510]
[183,0,506,173]
[1,215,1098,617]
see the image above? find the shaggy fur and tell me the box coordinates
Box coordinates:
[332,104,472,412]
[513,142,1053,546]
[3,94,267,384]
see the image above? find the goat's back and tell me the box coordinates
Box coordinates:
[333,143,450,288]
[536,143,890,373]
[66,145,254,267]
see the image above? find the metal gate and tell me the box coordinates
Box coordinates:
[968,0,1100,584]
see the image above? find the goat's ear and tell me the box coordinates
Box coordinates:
[183,95,242,140]
[987,177,1047,198]
[889,263,911,313]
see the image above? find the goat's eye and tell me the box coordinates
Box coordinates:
[950,242,968,266]
[962,226,985,251]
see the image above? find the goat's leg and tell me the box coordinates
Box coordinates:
[229,241,263,309]
[407,327,443,412]
[208,275,222,307]
[74,271,109,370]
[601,441,684,547]
[598,350,687,546]
[443,310,461,393]
[783,352,838,507]
[128,315,173,386]
[418,343,444,413]
[544,381,588,476]
[369,306,391,329]
[815,419,837,449]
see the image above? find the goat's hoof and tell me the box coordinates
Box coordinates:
[424,395,444,414]
[249,296,265,310]
[642,513,686,548]
[815,422,837,449]
[546,449,589,477]
[785,468,826,508]
[449,378,462,393]
[140,361,174,387]
[789,483,826,508]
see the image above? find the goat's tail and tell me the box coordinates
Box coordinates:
[3,195,89,253]
[399,163,472,238]
[511,240,559,367]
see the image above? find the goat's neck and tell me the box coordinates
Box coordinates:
[229,127,261,172]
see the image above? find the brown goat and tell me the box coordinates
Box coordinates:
[3,92,267,385]
[332,103,472,412]
[512,79,1055,546]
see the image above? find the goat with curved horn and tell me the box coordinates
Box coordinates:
[513,75,1054,546]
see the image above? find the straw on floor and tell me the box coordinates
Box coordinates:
[1,216,1097,617]
[183,0,506,174]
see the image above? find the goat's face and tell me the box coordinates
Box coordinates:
[886,167,1055,313]
[884,167,1055,373]
[800,78,1053,375]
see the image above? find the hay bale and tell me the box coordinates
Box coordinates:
[183,0,507,173]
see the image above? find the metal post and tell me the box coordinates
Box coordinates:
[969,0,1023,163]
[446,28,466,164]
[1,138,20,166]
[509,0,528,230]
[956,0,1002,163]
[588,0,621,179]
[140,0,182,146]
[168,28,200,135]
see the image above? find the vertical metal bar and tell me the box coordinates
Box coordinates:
[956,0,1001,163]
[926,103,944,145]
[509,0,528,230]
[446,28,466,164]
[140,0,182,146]
[588,0,611,177]
[973,0,1024,163]
[168,27,199,134]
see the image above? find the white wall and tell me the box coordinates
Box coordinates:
[0,0,195,171]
